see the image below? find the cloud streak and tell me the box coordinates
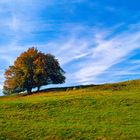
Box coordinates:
[74,26,140,83]
[38,24,140,85]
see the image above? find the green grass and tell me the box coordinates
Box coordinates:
[0,79,140,140]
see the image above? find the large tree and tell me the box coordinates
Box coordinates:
[3,47,65,95]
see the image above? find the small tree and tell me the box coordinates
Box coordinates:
[3,47,65,95]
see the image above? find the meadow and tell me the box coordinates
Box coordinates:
[0,80,140,140]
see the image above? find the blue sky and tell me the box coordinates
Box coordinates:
[0,0,140,95]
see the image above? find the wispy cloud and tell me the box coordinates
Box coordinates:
[36,23,140,85]
[74,25,140,84]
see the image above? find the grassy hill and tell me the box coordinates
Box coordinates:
[0,80,140,140]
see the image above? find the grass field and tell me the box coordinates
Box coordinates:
[0,80,140,140]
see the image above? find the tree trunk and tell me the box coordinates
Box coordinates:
[27,88,32,94]
[37,86,40,92]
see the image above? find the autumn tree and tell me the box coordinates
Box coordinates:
[3,47,65,95]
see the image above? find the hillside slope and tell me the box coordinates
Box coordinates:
[0,80,140,140]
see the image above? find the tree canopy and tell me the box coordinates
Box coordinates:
[3,47,65,95]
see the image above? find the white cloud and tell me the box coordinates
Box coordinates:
[36,24,140,85]
[74,27,140,83]
[8,15,20,32]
